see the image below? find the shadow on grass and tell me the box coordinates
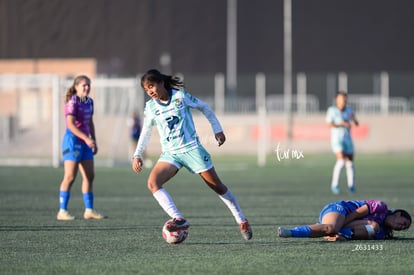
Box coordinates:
[0,225,158,231]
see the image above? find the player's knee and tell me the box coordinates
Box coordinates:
[63,174,76,185]
[147,180,161,193]
[89,173,95,182]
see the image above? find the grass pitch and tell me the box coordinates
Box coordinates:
[1,153,414,274]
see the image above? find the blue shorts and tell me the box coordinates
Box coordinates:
[159,146,213,174]
[318,202,348,223]
[62,130,94,162]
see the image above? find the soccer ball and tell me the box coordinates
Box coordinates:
[162,219,189,244]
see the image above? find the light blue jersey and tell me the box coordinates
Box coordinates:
[133,89,222,157]
[326,105,355,154]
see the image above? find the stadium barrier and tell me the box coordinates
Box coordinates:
[0,74,413,167]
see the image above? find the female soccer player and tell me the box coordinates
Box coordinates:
[57,75,105,220]
[278,200,411,240]
[131,69,252,240]
[326,91,359,194]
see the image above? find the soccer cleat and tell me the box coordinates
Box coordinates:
[277,227,292,237]
[165,218,190,232]
[331,186,340,195]
[348,186,356,194]
[83,209,106,220]
[239,220,253,240]
[57,210,75,221]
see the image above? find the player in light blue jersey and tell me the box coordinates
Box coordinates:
[132,69,252,240]
[325,91,359,194]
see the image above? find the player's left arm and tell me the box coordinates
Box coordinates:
[325,220,380,241]
[346,220,379,240]
[89,117,98,155]
[184,91,224,146]
[351,112,359,127]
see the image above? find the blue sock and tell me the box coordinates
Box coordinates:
[291,226,311,237]
[59,191,70,210]
[338,227,354,239]
[83,192,94,209]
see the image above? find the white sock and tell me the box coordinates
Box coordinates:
[218,189,246,224]
[331,159,345,188]
[345,161,355,188]
[153,188,184,219]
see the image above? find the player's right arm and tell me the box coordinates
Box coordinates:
[132,106,153,173]
[132,157,143,174]
[66,115,95,149]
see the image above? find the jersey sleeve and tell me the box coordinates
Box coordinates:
[183,90,223,134]
[133,105,154,158]
[325,107,334,123]
[65,96,78,117]
[366,200,388,215]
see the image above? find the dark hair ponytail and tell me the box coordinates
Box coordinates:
[141,69,184,91]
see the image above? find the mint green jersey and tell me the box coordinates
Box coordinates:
[325,105,355,153]
[133,89,223,157]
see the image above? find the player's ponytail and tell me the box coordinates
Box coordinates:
[65,75,91,102]
[141,69,184,91]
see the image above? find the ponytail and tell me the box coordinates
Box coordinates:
[141,69,184,91]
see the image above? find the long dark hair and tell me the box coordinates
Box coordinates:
[384,209,412,239]
[65,75,91,103]
[140,69,184,91]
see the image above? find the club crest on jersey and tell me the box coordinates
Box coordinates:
[174,99,183,109]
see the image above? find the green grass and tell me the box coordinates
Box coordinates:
[1,153,414,274]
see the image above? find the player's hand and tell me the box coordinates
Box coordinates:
[132,157,143,173]
[215,132,226,146]
[324,234,347,242]
[92,144,98,155]
[85,137,97,154]
[343,121,351,128]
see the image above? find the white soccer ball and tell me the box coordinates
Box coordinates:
[162,219,189,244]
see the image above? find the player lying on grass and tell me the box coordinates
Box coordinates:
[278,200,411,240]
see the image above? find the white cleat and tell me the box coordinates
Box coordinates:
[83,209,107,220]
[57,210,75,221]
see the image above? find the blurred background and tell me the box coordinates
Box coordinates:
[1,0,413,167]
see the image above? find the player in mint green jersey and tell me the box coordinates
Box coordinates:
[326,91,359,195]
[132,69,252,240]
